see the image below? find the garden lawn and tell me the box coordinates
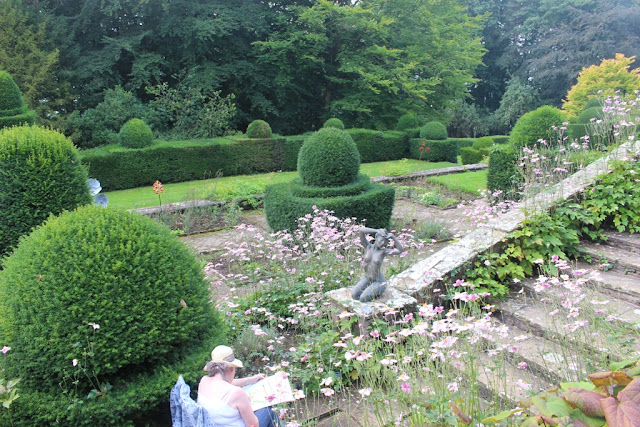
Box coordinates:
[105,159,459,210]
[425,169,487,194]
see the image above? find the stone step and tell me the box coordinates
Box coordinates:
[580,240,640,276]
[518,276,640,332]
[574,260,640,307]
[601,231,640,254]
[495,295,640,363]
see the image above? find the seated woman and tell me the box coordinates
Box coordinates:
[198,345,281,427]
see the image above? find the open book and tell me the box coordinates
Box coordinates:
[243,372,295,411]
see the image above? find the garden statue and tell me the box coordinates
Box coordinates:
[352,227,404,302]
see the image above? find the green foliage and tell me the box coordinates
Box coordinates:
[74,87,152,149]
[491,78,542,134]
[146,79,236,139]
[583,97,602,109]
[246,119,272,139]
[118,118,154,149]
[346,129,407,163]
[509,106,567,149]
[472,136,494,150]
[460,147,484,165]
[487,145,520,199]
[563,54,640,118]
[0,126,90,256]
[0,205,221,423]
[489,135,510,145]
[264,181,395,231]
[323,118,345,130]
[297,128,360,187]
[419,121,448,140]
[408,139,458,163]
[446,101,488,138]
[395,114,420,131]
[581,159,640,234]
[290,174,371,198]
[574,107,603,124]
[0,71,35,130]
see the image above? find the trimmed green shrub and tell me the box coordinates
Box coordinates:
[395,114,420,131]
[449,138,475,150]
[346,129,407,163]
[408,138,458,163]
[246,119,272,139]
[290,174,371,198]
[297,128,360,187]
[509,105,567,149]
[574,107,603,124]
[472,136,494,150]
[487,145,521,199]
[419,121,448,140]
[323,118,345,130]
[0,126,91,256]
[489,135,510,145]
[0,205,221,424]
[402,127,422,139]
[460,147,484,165]
[583,97,602,110]
[0,71,35,129]
[119,118,154,148]
[265,181,395,231]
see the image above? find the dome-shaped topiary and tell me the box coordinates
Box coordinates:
[419,121,448,140]
[0,205,219,393]
[510,105,567,149]
[574,106,603,124]
[583,97,602,110]
[118,118,154,148]
[0,71,35,129]
[396,113,420,131]
[323,118,345,130]
[0,126,91,256]
[246,119,272,139]
[297,127,360,187]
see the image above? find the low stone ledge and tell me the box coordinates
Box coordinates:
[326,287,417,318]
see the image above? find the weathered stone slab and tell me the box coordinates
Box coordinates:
[325,287,417,318]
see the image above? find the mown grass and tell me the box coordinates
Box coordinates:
[426,169,488,194]
[106,159,464,209]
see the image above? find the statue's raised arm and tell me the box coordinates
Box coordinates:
[351,227,403,302]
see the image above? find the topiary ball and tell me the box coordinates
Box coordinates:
[246,120,272,139]
[419,121,448,140]
[510,105,567,149]
[395,113,420,131]
[583,97,602,110]
[0,205,219,392]
[119,118,154,148]
[0,126,91,256]
[574,106,603,124]
[323,118,345,130]
[297,127,361,187]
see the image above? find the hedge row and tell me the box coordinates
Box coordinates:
[408,138,458,163]
[346,129,407,163]
[264,181,395,231]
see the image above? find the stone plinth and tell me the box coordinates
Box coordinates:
[325,287,417,319]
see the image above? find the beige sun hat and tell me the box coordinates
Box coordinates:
[208,345,243,368]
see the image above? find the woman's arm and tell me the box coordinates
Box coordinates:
[359,227,383,247]
[232,389,260,427]
[386,233,404,255]
[232,373,265,387]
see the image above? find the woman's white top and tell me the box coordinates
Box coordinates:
[198,388,245,427]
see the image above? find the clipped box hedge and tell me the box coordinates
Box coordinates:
[265,181,395,232]
[346,129,407,163]
[460,147,484,165]
[408,138,458,163]
[81,138,304,191]
[487,145,521,199]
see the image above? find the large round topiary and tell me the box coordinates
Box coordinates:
[574,106,603,124]
[119,118,154,148]
[323,118,345,130]
[297,127,361,187]
[0,126,91,256]
[419,121,448,140]
[0,206,220,424]
[0,71,35,129]
[395,113,420,131]
[509,105,567,149]
[246,119,272,139]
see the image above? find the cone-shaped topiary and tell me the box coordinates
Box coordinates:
[246,119,272,139]
[0,205,221,423]
[323,118,345,130]
[297,127,360,187]
[0,71,35,129]
[419,121,447,140]
[0,126,91,256]
[119,118,154,148]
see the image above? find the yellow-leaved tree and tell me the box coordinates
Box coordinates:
[563,54,640,118]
